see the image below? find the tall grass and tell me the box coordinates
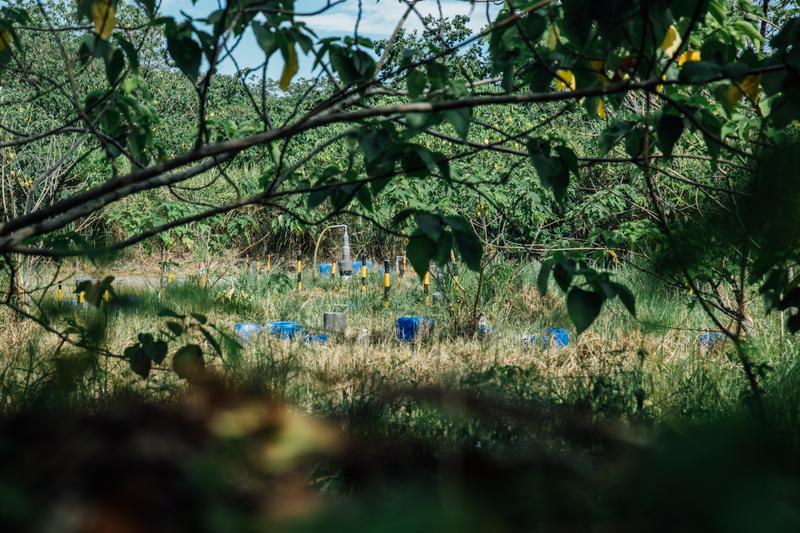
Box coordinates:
[2,257,796,441]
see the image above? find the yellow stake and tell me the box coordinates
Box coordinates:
[266,255,271,273]
[423,271,430,306]
[256,258,261,272]
[296,256,302,290]
[383,260,390,307]
[331,262,337,276]
[57,283,63,304]
[103,289,110,303]
[78,291,85,305]
[360,256,367,294]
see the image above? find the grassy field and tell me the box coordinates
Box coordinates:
[3,257,795,423]
[3,258,800,531]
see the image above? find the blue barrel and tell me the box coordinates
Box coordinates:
[304,333,329,344]
[235,322,263,341]
[544,327,570,347]
[319,263,333,274]
[396,316,435,342]
[265,321,303,339]
[352,260,374,272]
[698,332,724,348]
[522,327,570,349]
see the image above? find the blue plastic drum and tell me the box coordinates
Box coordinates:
[522,327,570,349]
[319,263,333,274]
[304,333,330,344]
[544,327,570,347]
[396,316,435,342]
[265,321,303,339]
[235,322,263,341]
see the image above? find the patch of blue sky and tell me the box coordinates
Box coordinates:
[159,0,500,79]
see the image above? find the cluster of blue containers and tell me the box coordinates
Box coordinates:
[319,261,375,274]
[522,327,570,349]
[235,321,328,344]
[396,316,435,342]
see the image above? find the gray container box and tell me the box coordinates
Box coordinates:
[323,312,347,333]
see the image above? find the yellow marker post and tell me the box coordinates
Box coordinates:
[256,258,261,273]
[266,255,271,273]
[423,271,430,306]
[331,262,337,277]
[78,291,85,306]
[57,283,63,304]
[296,255,302,290]
[360,254,367,294]
[103,289,110,303]
[167,271,175,285]
[383,259,391,307]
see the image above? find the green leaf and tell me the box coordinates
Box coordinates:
[392,208,416,225]
[453,227,483,271]
[407,69,426,98]
[624,128,644,158]
[125,346,151,379]
[356,185,373,210]
[679,61,721,83]
[788,313,800,334]
[537,260,553,295]
[114,36,139,72]
[434,230,454,265]
[406,235,437,281]
[553,261,575,292]
[567,288,603,335]
[656,113,684,157]
[444,108,471,139]
[611,282,636,317]
[415,212,443,241]
[426,62,448,90]
[519,12,547,42]
[530,150,569,201]
[600,120,635,153]
[105,46,125,84]
[251,22,277,57]
[173,344,204,381]
[166,29,202,82]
